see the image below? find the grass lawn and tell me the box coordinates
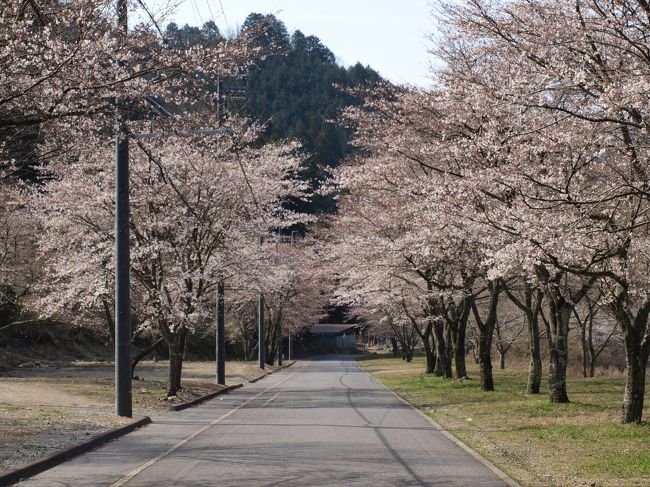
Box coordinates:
[357,354,650,487]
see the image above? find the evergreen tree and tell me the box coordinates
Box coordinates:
[240,14,382,214]
[164,15,383,214]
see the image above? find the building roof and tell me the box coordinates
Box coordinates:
[309,324,358,335]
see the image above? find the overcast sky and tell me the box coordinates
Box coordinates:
[166,0,436,86]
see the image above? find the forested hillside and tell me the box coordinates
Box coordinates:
[166,13,382,214]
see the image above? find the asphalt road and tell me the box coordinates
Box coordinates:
[19,357,515,487]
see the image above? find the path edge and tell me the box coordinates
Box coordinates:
[168,383,243,411]
[248,360,296,384]
[0,416,151,487]
[170,360,297,410]
[364,366,521,487]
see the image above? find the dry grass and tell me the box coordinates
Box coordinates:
[357,354,650,487]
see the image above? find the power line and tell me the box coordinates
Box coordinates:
[218,0,232,36]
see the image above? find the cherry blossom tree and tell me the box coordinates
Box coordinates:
[440,0,650,422]
[28,120,307,395]
[0,0,262,133]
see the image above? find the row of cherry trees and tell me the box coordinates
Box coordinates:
[0,1,327,396]
[328,0,650,423]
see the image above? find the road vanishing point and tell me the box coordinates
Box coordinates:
[20,357,515,486]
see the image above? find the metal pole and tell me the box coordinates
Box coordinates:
[288,332,292,361]
[277,230,282,366]
[216,280,226,385]
[258,292,265,369]
[115,0,131,418]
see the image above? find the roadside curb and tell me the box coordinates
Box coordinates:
[0,416,151,487]
[248,360,297,384]
[169,361,297,410]
[368,371,521,487]
[168,383,243,411]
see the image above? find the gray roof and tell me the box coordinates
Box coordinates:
[309,324,358,335]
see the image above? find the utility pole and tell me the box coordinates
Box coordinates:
[216,280,226,385]
[258,235,265,369]
[288,332,292,361]
[258,291,265,369]
[287,231,297,362]
[115,0,131,418]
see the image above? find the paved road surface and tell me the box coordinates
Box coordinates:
[20,357,514,486]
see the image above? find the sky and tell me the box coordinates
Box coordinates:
[166,0,436,86]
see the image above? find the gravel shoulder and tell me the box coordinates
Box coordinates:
[0,360,267,474]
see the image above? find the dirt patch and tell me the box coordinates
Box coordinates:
[0,404,130,473]
[1,381,106,408]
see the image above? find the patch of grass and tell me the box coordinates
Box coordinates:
[358,354,650,487]
[0,405,20,411]
[583,451,650,477]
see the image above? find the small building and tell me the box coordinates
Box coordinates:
[308,324,359,351]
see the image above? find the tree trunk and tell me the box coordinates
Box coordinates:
[167,328,187,397]
[618,308,650,423]
[499,352,506,370]
[622,346,647,423]
[433,321,452,378]
[580,318,589,378]
[444,323,453,373]
[587,315,596,378]
[479,332,494,391]
[471,281,501,392]
[527,311,542,394]
[503,284,543,394]
[606,290,650,423]
[547,306,571,403]
[536,268,595,404]
[404,348,413,362]
[406,313,434,374]
[423,333,435,374]
[548,345,570,403]
[101,296,114,343]
[131,336,164,378]
[452,316,469,379]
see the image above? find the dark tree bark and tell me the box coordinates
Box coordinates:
[478,332,494,391]
[574,294,617,379]
[423,332,436,374]
[101,295,115,343]
[131,336,164,378]
[503,283,543,394]
[403,347,413,362]
[609,294,650,423]
[388,315,419,365]
[167,327,187,397]
[391,337,399,358]
[536,266,595,403]
[432,320,452,378]
[237,316,255,361]
[471,280,501,392]
[494,316,525,370]
[265,309,283,366]
[401,300,435,374]
[442,296,471,379]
